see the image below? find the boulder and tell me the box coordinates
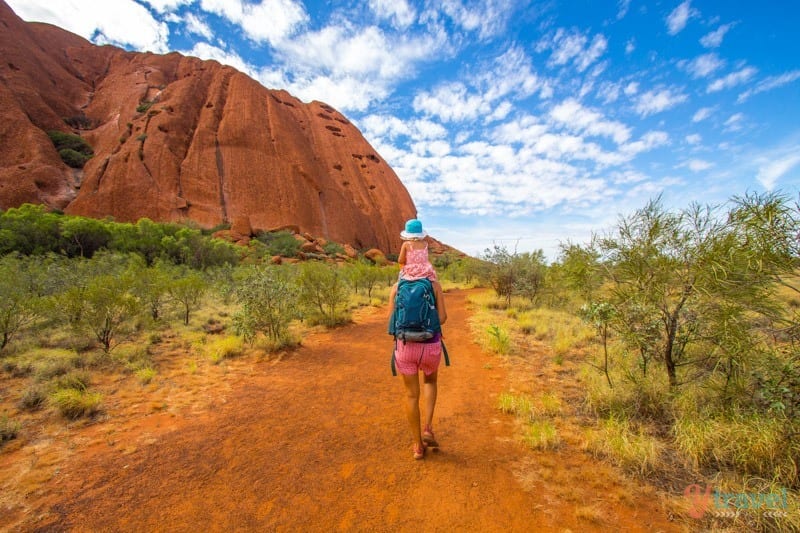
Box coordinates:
[364,248,388,265]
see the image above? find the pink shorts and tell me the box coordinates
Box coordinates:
[394,334,442,376]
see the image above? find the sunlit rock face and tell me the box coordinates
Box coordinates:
[0,0,416,253]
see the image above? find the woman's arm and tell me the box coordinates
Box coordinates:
[388,283,398,318]
[432,281,447,326]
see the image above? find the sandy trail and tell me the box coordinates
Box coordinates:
[23,289,680,532]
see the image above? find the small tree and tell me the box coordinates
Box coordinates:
[233,266,299,344]
[296,262,349,326]
[482,244,518,306]
[168,269,206,325]
[0,255,41,351]
[596,196,789,389]
[74,272,141,353]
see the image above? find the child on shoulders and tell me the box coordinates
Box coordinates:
[398,219,438,282]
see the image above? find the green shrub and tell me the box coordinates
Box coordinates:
[47,130,93,168]
[51,370,91,391]
[136,101,153,113]
[523,420,560,450]
[135,367,156,384]
[323,241,345,255]
[233,266,299,345]
[19,385,47,410]
[296,262,349,327]
[58,148,92,168]
[207,336,244,363]
[256,231,301,257]
[0,414,20,442]
[50,388,102,419]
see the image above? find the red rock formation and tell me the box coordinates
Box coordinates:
[0,0,416,253]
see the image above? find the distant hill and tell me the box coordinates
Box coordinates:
[0,0,417,253]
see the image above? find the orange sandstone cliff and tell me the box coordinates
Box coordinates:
[0,0,416,253]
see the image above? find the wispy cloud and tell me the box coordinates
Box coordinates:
[683,53,724,78]
[634,87,688,116]
[666,1,698,35]
[549,99,631,144]
[369,0,416,29]
[692,107,713,122]
[756,148,800,189]
[724,113,745,132]
[737,70,800,102]
[617,0,631,19]
[537,28,608,73]
[686,159,713,172]
[700,22,735,48]
[436,0,517,40]
[707,66,758,92]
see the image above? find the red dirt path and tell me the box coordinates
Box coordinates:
[15,289,682,531]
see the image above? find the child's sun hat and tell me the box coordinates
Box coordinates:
[400,218,427,240]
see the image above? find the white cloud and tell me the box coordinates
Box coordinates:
[142,0,193,13]
[437,0,516,40]
[623,82,639,96]
[549,99,631,144]
[756,149,800,189]
[692,107,713,122]
[8,0,170,52]
[634,87,688,116]
[183,42,252,74]
[200,0,308,46]
[724,113,745,132]
[687,159,713,172]
[617,0,631,19]
[686,133,702,144]
[413,82,487,122]
[684,53,724,78]
[700,22,734,48]
[183,12,213,40]
[537,28,607,73]
[625,39,635,54]
[666,1,697,35]
[738,70,800,102]
[707,66,757,92]
[369,0,416,29]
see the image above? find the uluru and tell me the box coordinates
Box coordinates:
[0,0,416,253]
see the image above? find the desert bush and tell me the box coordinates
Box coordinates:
[255,230,301,257]
[523,420,560,450]
[486,324,511,355]
[135,367,156,384]
[296,262,349,327]
[167,268,206,325]
[19,385,47,410]
[584,416,665,476]
[206,335,245,364]
[233,266,299,345]
[50,388,102,419]
[0,414,20,442]
[0,254,43,351]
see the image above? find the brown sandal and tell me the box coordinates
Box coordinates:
[413,442,426,460]
[422,425,439,447]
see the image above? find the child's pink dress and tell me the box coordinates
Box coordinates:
[401,244,438,281]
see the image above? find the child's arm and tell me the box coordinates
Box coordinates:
[398,242,408,266]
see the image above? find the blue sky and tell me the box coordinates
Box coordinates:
[8,0,800,258]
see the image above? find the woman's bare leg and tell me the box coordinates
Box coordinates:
[422,370,438,431]
[401,373,423,449]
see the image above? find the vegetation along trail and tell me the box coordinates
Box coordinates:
[23,290,679,531]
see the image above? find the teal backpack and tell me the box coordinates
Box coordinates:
[388,279,450,375]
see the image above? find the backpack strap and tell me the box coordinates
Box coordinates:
[391,339,397,376]
[441,339,450,367]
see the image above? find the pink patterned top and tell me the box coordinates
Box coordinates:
[400,244,438,281]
